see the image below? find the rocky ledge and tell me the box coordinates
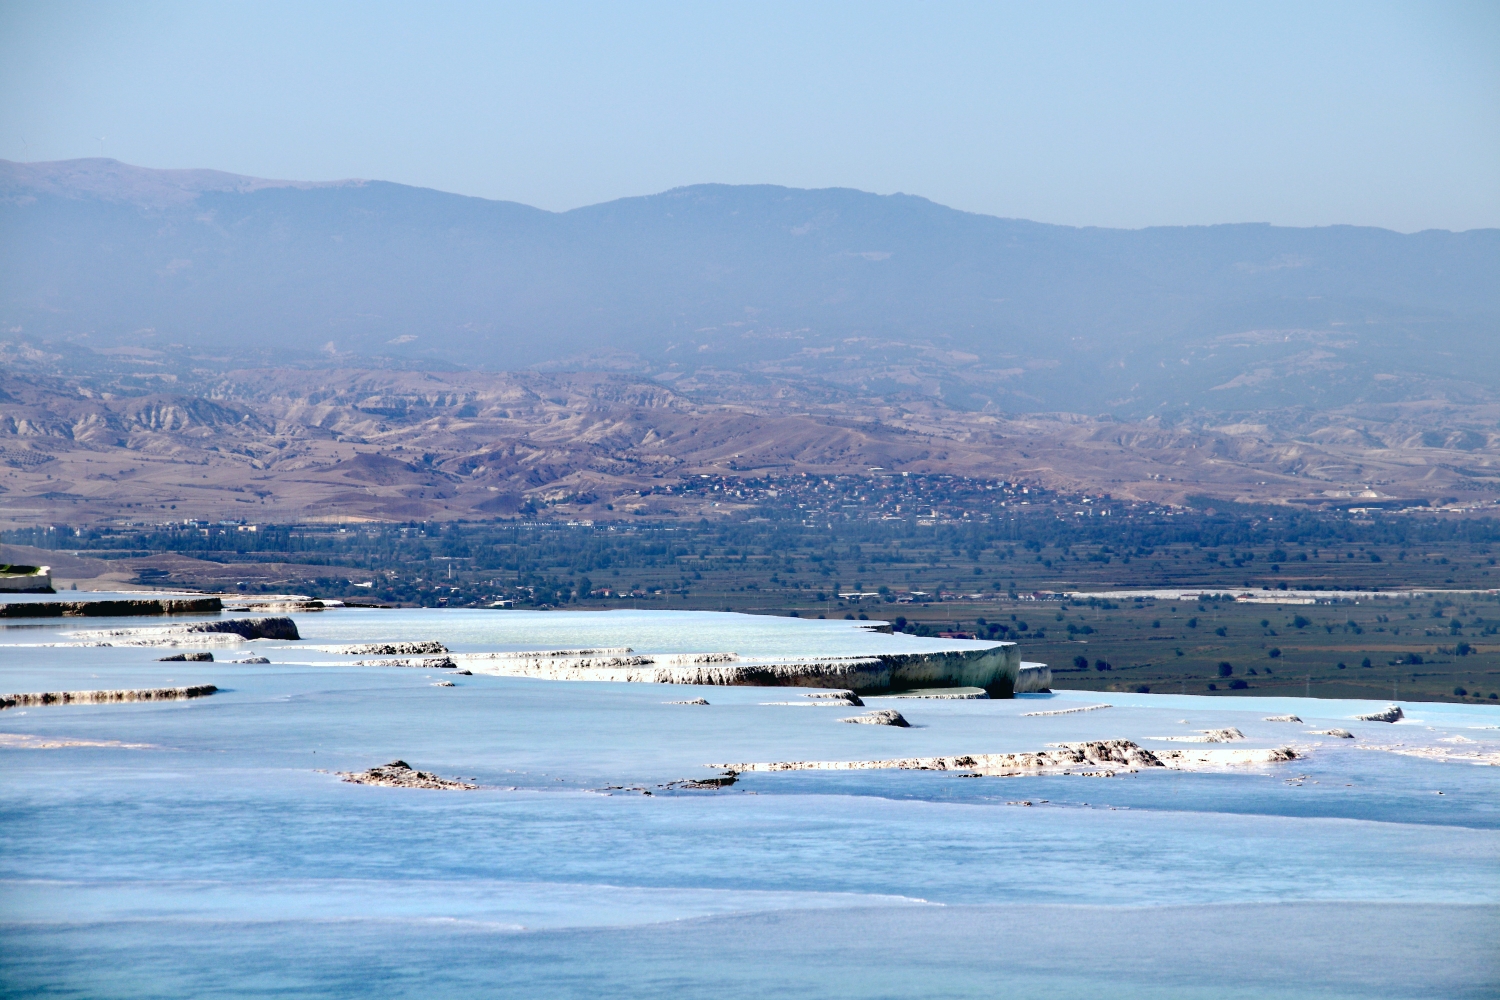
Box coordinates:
[337,760,477,790]
[0,685,218,709]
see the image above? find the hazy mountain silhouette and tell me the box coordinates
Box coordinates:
[4,158,1496,414]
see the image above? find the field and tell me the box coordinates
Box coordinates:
[6,505,1500,707]
[894,593,1500,706]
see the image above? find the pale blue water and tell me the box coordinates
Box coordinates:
[2,608,1497,998]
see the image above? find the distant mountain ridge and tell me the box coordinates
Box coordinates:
[3,158,1497,415]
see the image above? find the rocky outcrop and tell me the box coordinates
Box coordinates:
[0,596,221,617]
[158,652,214,662]
[455,642,1021,696]
[662,773,737,790]
[1311,728,1355,738]
[1264,715,1302,722]
[1355,705,1404,723]
[337,760,477,790]
[841,709,909,727]
[0,684,217,708]
[668,698,710,705]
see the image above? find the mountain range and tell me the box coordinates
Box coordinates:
[4,158,1497,416]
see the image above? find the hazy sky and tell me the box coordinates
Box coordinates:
[2,1,1496,231]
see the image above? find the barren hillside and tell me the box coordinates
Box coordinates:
[3,368,1497,526]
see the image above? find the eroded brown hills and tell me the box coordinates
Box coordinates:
[3,366,1498,526]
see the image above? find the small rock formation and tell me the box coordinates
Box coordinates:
[808,690,864,706]
[232,656,270,664]
[158,652,214,662]
[1355,705,1404,723]
[668,698,710,705]
[337,760,477,790]
[1311,729,1355,738]
[1264,715,1302,722]
[841,709,910,727]
[0,685,217,709]
[663,772,737,789]
[433,680,455,687]
[340,641,448,655]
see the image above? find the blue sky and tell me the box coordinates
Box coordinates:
[1,1,1496,230]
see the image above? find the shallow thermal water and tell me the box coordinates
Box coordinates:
[2,608,1497,999]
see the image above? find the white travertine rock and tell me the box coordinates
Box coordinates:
[453,643,1020,695]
